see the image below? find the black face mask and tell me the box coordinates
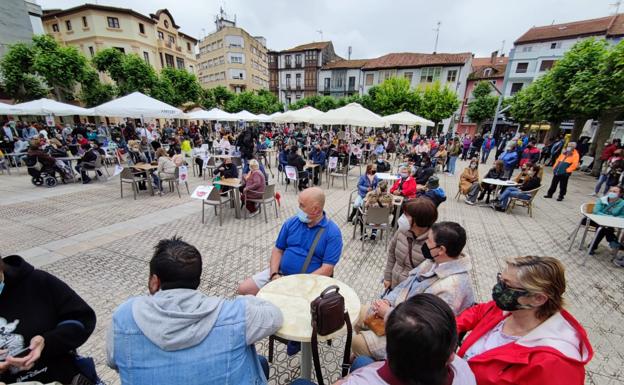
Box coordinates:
[421,243,440,260]
[491,273,531,311]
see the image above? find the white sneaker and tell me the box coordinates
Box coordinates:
[464,199,474,206]
[588,192,597,196]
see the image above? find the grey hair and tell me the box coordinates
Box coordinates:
[249,159,260,170]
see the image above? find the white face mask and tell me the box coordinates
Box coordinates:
[398,214,411,231]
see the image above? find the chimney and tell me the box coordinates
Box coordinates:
[490,50,498,64]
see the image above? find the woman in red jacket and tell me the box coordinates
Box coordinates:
[390,165,417,199]
[456,256,593,385]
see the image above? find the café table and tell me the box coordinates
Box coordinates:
[257,274,360,380]
[376,172,399,182]
[55,156,82,183]
[305,161,322,186]
[481,178,518,201]
[131,162,158,195]
[214,177,242,218]
[581,213,624,265]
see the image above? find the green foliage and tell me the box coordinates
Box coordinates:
[466,81,498,130]
[374,77,421,115]
[216,89,283,114]
[93,48,157,96]
[0,43,48,102]
[78,68,115,107]
[154,67,202,106]
[418,81,461,125]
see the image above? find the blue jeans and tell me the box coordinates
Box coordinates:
[595,174,610,194]
[499,187,530,209]
[290,380,315,385]
[288,356,376,385]
[258,356,269,380]
[448,156,458,174]
[481,149,491,163]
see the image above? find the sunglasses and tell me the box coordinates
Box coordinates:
[496,273,528,295]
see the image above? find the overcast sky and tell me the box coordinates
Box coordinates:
[39,0,616,59]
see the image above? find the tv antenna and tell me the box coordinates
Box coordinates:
[433,21,441,53]
[316,30,323,41]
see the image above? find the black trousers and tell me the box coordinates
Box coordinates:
[547,173,570,198]
[582,218,618,251]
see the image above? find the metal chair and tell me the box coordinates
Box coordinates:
[284,165,300,193]
[159,167,190,198]
[120,167,150,200]
[202,157,217,180]
[346,189,359,222]
[353,206,392,250]
[568,202,597,251]
[202,186,232,226]
[328,160,349,190]
[244,184,279,223]
[506,186,542,217]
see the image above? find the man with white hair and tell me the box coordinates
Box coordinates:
[544,141,579,201]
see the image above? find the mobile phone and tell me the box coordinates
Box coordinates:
[11,347,31,358]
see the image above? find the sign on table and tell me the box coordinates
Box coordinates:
[191,185,213,200]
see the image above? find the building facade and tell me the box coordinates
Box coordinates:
[269,41,341,105]
[456,52,508,136]
[197,12,268,92]
[318,59,369,98]
[0,0,42,59]
[41,5,197,74]
[504,13,624,97]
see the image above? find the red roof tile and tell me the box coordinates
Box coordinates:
[322,59,370,70]
[515,13,624,44]
[469,56,508,80]
[362,52,472,70]
[282,41,331,53]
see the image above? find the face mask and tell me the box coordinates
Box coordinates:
[296,208,310,223]
[0,274,4,296]
[400,172,409,178]
[421,243,440,261]
[527,171,534,177]
[491,275,531,311]
[607,192,619,199]
[397,215,411,231]
[470,163,477,169]
[566,147,573,153]
[420,162,426,167]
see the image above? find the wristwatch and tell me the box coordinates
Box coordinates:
[270,272,281,279]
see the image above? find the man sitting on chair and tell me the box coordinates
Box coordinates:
[492,164,541,212]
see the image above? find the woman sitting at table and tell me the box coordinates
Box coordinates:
[155,148,176,194]
[492,164,541,212]
[241,159,266,216]
[350,164,379,222]
[359,180,394,240]
[460,158,480,201]
[191,139,210,177]
[465,160,505,205]
[585,185,624,256]
[456,256,592,385]
[390,165,417,200]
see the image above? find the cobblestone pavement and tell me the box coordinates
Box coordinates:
[0,158,622,385]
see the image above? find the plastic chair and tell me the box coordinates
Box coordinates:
[506,186,542,217]
[202,186,232,226]
[159,167,190,198]
[244,184,279,223]
[120,167,150,200]
[568,202,597,251]
[328,161,349,190]
[202,157,217,180]
[284,165,299,193]
[353,206,392,250]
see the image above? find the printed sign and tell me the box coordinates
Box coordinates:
[112,165,123,177]
[191,185,214,200]
[179,165,189,183]
[202,155,211,169]
[285,166,297,180]
[328,157,338,170]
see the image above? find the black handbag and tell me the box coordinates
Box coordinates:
[310,285,352,385]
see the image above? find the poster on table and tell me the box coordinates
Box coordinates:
[178,165,188,183]
[191,185,214,200]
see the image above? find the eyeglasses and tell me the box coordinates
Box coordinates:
[496,273,528,294]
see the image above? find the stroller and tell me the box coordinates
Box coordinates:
[24,155,70,187]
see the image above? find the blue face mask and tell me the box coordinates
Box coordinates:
[296,208,310,223]
[0,280,4,296]
[607,192,619,200]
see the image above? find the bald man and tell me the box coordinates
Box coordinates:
[237,187,343,296]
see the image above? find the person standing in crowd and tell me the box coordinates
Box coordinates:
[545,142,579,201]
[548,134,565,166]
[498,144,519,179]
[0,254,96,384]
[107,237,282,384]
[519,138,541,168]
[461,135,472,161]
[447,137,462,175]
[481,133,495,164]
[592,149,623,197]
[457,256,593,385]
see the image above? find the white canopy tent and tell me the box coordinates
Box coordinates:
[255,113,271,122]
[310,102,386,127]
[0,102,17,115]
[90,92,183,118]
[229,110,259,121]
[273,106,324,124]
[383,111,435,127]
[186,108,237,121]
[9,98,93,116]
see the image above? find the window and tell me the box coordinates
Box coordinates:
[187,42,191,51]
[447,69,458,82]
[539,60,556,72]
[229,53,244,64]
[295,54,302,67]
[168,35,175,44]
[348,76,356,90]
[165,53,174,68]
[114,47,125,54]
[164,20,169,28]
[285,55,292,67]
[82,16,88,28]
[516,62,528,73]
[420,67,442,83]
[285,74,291,87]
[176,57,185,69]
[107,17,120,29]
[483,68,492,77]
[225,35,244,48]
[404,72,413,83]
[324,77,330,89]
[158,31,164,40]
[88,46,95,57]
[139,23,145,34]
[521,46,532,52]
[65,20,72,31]
[296,73,301,88]
[550,42,561,49]
[143,51,149,63]
[365,73,374,86]
[159,52,164,67]
[52,23,59,32]
[229,69,245,79]
[510,83,524,95]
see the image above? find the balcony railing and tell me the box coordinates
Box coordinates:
[285,63,292,69]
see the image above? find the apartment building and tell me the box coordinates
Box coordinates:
[268,41,341,105]
[318,59,369,98]
[42,5,197,73]
[197,11,268,92]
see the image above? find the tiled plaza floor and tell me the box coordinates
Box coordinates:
[0,158,622,385]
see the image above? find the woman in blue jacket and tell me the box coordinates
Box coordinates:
[498,145,519,179]
[349,164,379,222]
[589,185,624,256]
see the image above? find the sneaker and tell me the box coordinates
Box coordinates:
[370,233,377,241]
[588,192,597,196]
[359,234,369,241]
[287,341,301,356]
[613,257,624,268]
[609,241,621,250]
[556,196,564,201]
[464,199,474,206]
[543,195,552,199]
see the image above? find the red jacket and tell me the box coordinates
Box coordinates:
[390,176,417,199]
[519,147,540,167]
[601,143,617,161]
[456,301,593,385]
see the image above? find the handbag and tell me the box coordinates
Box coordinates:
[310,285,352,385]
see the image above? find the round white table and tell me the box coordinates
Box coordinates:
[376,172,399,181]
[257,274,361,380]
[481,178,518,187]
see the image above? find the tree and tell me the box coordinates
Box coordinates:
[93,48,157,96]
[374,77,421,115]
[0,43,48,102]
[210,85,235,108]
[418,82,461,135]
[158,67,202,106]
[466,81,498,133]
[79,68,115,107]
[315,96,338,112]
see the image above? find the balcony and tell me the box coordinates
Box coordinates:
[285,63,292,69]
[295,62,302,68]
[296,84,302,90]
[176,46,182,52]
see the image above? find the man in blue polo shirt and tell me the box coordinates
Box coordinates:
[237,187,343,295]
